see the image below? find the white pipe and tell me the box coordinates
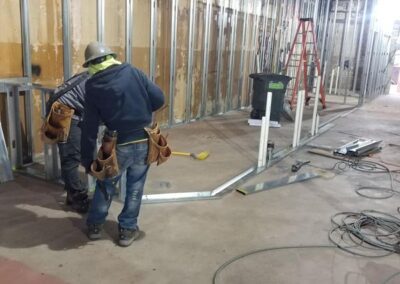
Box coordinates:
[335,66,340,95]
[329,68,335,94]
[311,76,321,135]
[296,90,305,146]
[292,91,302,148]
[315,114,320,135]
[322,61,327,86]
[257,117,267,168]
[257,92,272,168]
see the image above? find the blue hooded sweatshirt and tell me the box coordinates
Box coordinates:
[81,63,165,169]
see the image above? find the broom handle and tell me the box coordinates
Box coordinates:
[172,151,191,156]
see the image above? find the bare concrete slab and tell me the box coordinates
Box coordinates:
[146,96,354,195]
[0,93,399,284]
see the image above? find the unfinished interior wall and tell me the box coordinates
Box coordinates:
[154,0,172,124]
[241,2,256,107]
[190,0,206,119]
[105,0,126,62]
[71,0,97,74]
[219,2,233,113]
[323,0,364,97]
[231,5,244,110]
[30,0,64,86]
[0,1,23,77]
[174,0,190,123]
[206,0,220,115]
[0,1,22,150]
[29,0,64,154]
[132,0,151,75]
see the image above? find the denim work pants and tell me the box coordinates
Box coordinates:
[58,119,86,194]
[87,142,149,229]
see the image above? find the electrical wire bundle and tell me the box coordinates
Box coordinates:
[349,160,400,199]
[329,210,400,257]
[310,158,400,200]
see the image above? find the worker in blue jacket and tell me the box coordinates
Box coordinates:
[80,42,165,247]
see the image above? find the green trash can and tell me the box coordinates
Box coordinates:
[249,73,291,122]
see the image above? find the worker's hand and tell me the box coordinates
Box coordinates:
[85,165,92,174]
[80,162,92,174]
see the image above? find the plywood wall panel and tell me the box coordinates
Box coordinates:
[105,0,126,62]
[30,0,64,85]
[241,13,255,107]
[132,0,151,74]
[0,1,23,78]
[206,1,220,115]
[174,0,190,123]
[231,9,244,110]
[29,0,64,154]
[190,0,206,119]
[220,5,233,113]
[154,0,172,124]
[71,0,97,74]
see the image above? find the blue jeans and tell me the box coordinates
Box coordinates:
[86,142,149,229]
[58,119,86,194]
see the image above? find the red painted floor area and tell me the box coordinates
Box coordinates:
[0,257,66,284]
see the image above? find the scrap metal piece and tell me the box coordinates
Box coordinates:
[334,138,382,157]
[236,172,321,196]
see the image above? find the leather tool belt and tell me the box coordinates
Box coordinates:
[41,101,74,144]
[144,123,171,166]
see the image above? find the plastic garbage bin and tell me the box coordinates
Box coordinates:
[249,73,291,122]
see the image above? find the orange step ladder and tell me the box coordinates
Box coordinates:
[284,18,326,109]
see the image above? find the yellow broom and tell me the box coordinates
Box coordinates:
[172,151,209,160]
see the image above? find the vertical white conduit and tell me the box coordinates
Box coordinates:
[311,75,321,135]
[295,90,305,145]
[257,92,272,168]
[292,90,305,148]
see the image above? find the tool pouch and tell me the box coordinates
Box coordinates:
[90,130,119,181]
[144,123,171,166]
[41,101,74,144]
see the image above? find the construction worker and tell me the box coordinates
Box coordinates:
[45,72,91,213]
[80,42,165,247]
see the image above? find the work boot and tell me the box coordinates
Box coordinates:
[87,224,103,240]
[66,191,89,214]
[118,226,140,247]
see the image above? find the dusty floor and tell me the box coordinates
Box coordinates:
[0,93,399,284]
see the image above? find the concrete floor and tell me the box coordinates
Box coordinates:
[147,92,358,195]
[0,93,399,284]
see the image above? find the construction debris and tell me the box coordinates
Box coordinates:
[333,138,382,157]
